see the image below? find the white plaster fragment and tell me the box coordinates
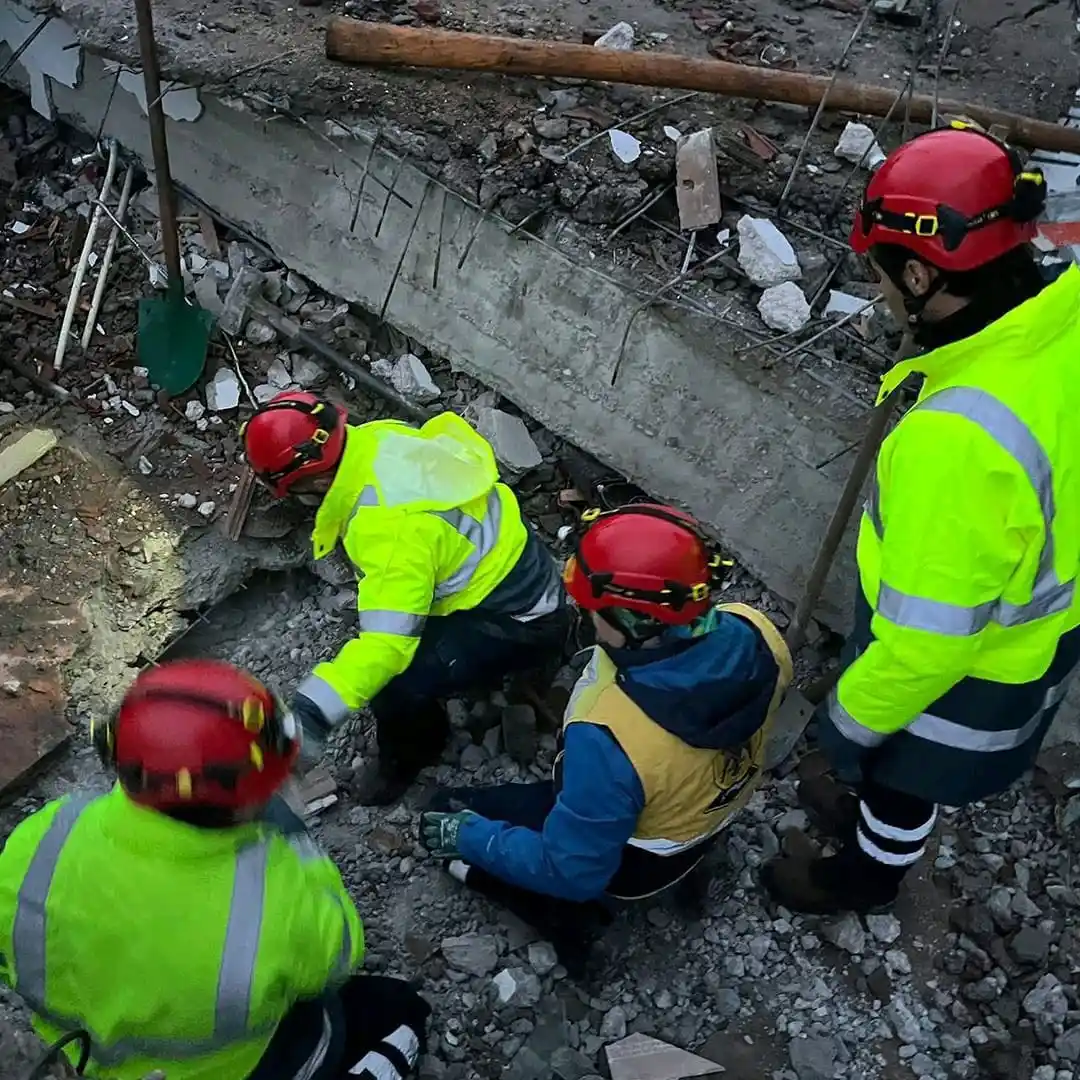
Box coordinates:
[758,282,811,333]
[608,129,641,164]
[834,122,886,170]
[594,21,634,50]
[737,215,801,287]
[0,4,81,119]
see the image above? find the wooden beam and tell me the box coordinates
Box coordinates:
[325,19,1080,155]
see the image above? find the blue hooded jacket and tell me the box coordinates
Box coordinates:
[456,609,778,901]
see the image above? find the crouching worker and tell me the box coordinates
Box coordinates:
[242,393,570,805]
[0,660,430,1080]
[419,505,792,963]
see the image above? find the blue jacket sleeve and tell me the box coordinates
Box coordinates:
[456,724,645,901]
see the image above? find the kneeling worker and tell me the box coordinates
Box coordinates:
[0,660,430,1080]
[242,392,570,805]
[420,505,792,943]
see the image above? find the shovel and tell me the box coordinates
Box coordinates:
[132,0,212,395]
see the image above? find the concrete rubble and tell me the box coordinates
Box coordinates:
[834,121,887,170]
[675,129,722,231]
[4,5,1080,1080]
[758,281,811,333]
[737,215,802,288]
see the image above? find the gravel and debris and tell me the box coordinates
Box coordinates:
[5,4,1080,1076]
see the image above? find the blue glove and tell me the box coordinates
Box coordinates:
[290,693,330,771]
[420,811,475,858]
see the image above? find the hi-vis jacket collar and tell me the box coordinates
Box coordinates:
[876,264,1080,406]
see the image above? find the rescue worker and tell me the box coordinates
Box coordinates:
[241,393,569,805]
[762,126,1080,914]
[419,505,792,961]
[0,660,430,1080]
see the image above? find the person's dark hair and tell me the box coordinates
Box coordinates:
[165,805,243,829]
[871,242,1046,320]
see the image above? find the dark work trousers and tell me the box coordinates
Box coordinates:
[429,782,718,962]
[248,975,431,1080]
[369,605,569,779]
[846,779,937,899]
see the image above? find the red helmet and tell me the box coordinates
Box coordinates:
[850,127,1045,272]
[563,504,728,627]
[241,391,347,498]
[93,660,299,812]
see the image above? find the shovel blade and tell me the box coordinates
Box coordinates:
[137,294,214,396]
[764,689,816,772]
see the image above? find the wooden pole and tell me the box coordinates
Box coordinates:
[326,19,1080,155]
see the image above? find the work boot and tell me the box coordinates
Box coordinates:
[351,760,417,807]
[798,773,859,839]
[760,846,901,916]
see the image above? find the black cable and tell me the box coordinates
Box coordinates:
[25,1029,91,1079]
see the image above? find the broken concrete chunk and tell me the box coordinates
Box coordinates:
[758,282,811,333]
[206,368,241,412]
[197,501,217,519]
[502,703,538,765]
[606,1033,722,1080]
[176,493,198,509]
[492,968,542,1009]
[245,320,277,346]
[675,129,722,232]
[253,384,278,404]
[527,941,558,976]
[290,356,326,388]
[441,933,500,976]
[789,1035,840,1080]
[219,266,264,336]
[834,121,886,170]
[738,215,801,287]
[391,353,441,404]
[474,407,543,473]
[194,274,224,319]
[267,357,294,389]
[609,129,641,165]
[594,21,634,50]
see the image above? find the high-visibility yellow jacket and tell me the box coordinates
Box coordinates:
[296,412,560,724]
[830,266,1080,756]
[0,787,364,1080]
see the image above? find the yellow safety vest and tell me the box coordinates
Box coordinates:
[833,266,1080,746]
[564,605,792,853]
[0,787,364,1080]
[298,412,558,720]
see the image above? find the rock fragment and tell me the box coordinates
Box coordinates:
[866,913,902,944]
[502,704,538,764]
[391,353,441,404]
[758,282,811,333]
[737,215,801,287]
[441,933,500,976]
[473,407,543,472]
[1023,973,1067,1019]
[789,1035,839,1080]
[206,368,241,412]
[527,941,558,976]
[492,967,542,1008]
[834,121,886,170]
[594,21,634,50]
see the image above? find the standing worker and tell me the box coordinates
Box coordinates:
[241,393,569,805]
[763,126,1080,915]
[420,505,791,965]
[0,660,430,1080]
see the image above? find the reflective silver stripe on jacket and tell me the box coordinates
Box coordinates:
[906,661,1078,754]
[357,610,428,637]
[827,690,888,748]
[429,489,503,599]
[345,485,380,530]
[874,386,1076,636]
[13,801,278,1067]
[512,559,563,622]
